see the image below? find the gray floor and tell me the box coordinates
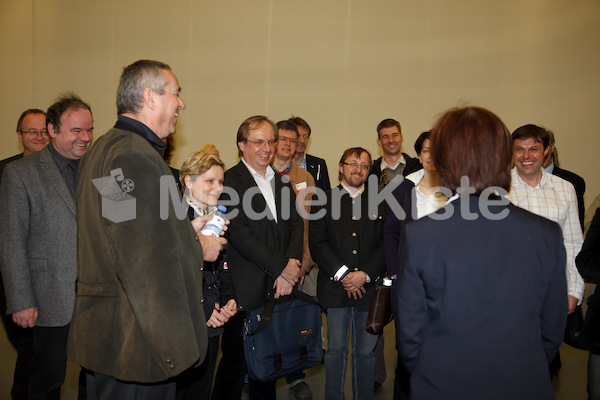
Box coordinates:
[0,313,590,399]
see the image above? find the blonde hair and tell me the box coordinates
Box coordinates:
[179,150,225,192]
[199,143,220,157]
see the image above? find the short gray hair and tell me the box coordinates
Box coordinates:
[117,60,171,114]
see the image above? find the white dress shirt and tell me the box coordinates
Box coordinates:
[241,158,277,222]
[508,168,584,301]
[405,169,447,219]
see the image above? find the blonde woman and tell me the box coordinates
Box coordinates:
[177,150,236,400]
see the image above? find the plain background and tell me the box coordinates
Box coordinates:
[0,0,599,205]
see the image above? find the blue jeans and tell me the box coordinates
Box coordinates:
[325,307,378,400]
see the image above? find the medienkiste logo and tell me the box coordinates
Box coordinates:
[92,168,137,223]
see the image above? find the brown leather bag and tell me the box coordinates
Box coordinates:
[366,277,393,334]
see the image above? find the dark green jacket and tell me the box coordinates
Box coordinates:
[67,125,207,383]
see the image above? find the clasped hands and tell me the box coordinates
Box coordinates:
[206,299,237,329]
[341,271,367,300]
[273,258,302,299]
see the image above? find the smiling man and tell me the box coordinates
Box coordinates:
[509,124,583,311]
[0,109,49,186]
[371,119,421,191]
[507,124,584,378]
[68,60,224,400]
[0,95,93,399]
[310,147,386,400]
[212,116,303,400]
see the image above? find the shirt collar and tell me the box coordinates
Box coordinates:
[544,161,555,174]
[340,181,365,198]
[47,142,79,170]
[271,161,292,174]
[380,154,406,171]
[511,167,553,189]
[241,157,275,181]
[117,115,165,155]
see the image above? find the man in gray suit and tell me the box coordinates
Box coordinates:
[0,94,93,399]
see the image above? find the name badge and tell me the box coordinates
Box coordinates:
[295,182,308,192]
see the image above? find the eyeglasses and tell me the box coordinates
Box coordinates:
[277,136,297,144]
[246,139,276,148]
[20,129,49,137]
[343,162,370,170]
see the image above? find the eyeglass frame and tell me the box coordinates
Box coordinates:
[277,136,298,144]
[343,161,371,171]
[19,129,49,137]
[246,139,276,148]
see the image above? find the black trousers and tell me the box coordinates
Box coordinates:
[176,335,220,400]
[12,325,69,400]
[211,312,247,400]
[86,371,176,400]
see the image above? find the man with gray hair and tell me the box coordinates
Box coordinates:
[0,95,93,399]
[68,60,224,399]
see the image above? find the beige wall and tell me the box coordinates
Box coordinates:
[1,0,599,207]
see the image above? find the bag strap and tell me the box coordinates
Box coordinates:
[248,289,322,335]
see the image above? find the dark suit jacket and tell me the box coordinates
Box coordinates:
[552,166,586,229]
[371,153,422,182]
[577,207,600,283]
[68,123,208,383]
[306,154,330,192]
[383,179,414,277]
[221,161,304,311]
[309,186,386,311]
[395,196,567,400]
[0,147,77,327]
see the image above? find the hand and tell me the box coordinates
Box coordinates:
[12,307,38,328]
[280,259,302,286]
[567,295,578,314]
[346,287,366,300]
[206,304,229,328]
[273,275,294,299]
[198,235,226,262]
[342,271,367,292]
[191,215,230,237]
[219,299,238,318]
[342,271,367,300]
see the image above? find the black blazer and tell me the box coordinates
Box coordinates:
[577,207,600,283]
[309,186,386,311]
[552,166,586,229]
[306,154,331,192]
[395,195,567,400]
[221,161,304,311]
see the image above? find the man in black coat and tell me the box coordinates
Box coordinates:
[310,147,386,400]
[212,115,304,400]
